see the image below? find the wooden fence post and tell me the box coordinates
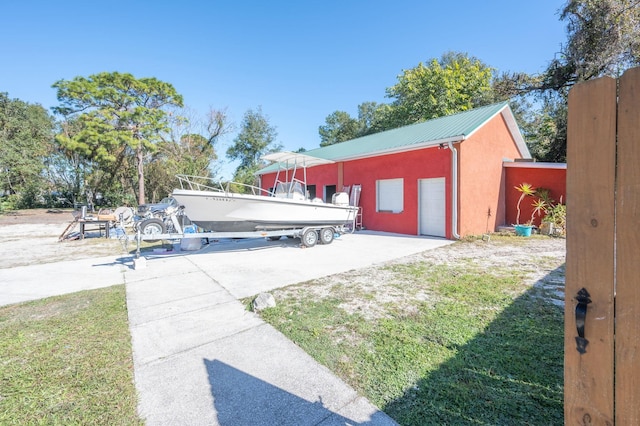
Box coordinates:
[615,67,640,424]
[565,76,617,424]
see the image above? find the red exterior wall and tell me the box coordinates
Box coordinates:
[260,147,453,237]
[342,148,452,236]
[257,112,562,239]
[504,164,567,226]
[457,114,524,236]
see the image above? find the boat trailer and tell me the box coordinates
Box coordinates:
[129,222,350,258]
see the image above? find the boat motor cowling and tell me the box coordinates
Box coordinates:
[332,192,349,206]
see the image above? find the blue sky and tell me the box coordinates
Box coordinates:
[1,1,566,178]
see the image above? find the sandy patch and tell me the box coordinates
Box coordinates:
[270,236,566,320]
[0,209,127,269]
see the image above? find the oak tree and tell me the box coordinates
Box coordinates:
[0,93,55,206]
[385,52,494,127]
[227,107,281,189]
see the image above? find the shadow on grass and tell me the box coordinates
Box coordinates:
[383,266,565,425]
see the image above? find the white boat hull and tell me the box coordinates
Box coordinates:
[172,189,358,232]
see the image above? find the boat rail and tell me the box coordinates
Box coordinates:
[176,174,272,197]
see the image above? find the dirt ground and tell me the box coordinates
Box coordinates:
[0,209,128,269]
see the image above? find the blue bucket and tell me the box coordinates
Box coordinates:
[514,225,533,237]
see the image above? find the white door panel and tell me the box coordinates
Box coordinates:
[419,178,446,237]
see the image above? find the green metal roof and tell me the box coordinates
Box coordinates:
[259,101,527,174]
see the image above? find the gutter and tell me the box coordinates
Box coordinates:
[447,141,461,239]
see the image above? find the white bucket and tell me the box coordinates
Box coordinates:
[180,225,202,251]
[180,238,202,251]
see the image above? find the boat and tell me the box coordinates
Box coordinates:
[170,152,359,234]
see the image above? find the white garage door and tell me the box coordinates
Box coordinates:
[419,178,446,237]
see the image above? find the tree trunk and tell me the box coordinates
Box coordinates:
[137,145,145,205]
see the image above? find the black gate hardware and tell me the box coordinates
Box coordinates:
[575,288,591,354]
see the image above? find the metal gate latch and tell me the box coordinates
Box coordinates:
[575,288,591,354]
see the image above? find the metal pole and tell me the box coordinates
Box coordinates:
[135,227,141,259]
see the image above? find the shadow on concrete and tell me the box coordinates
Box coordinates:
[134,236,305,259]
[382,265,565,425]
[128,231,449,259]
[205,359,390,425]
[92,256,136,270]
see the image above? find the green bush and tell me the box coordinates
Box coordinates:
[0,195,19,212]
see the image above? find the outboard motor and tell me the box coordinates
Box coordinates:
[332,192,349,206]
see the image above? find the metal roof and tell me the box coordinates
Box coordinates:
[259,101,528,174]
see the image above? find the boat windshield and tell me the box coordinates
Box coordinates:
[274,181,306,200]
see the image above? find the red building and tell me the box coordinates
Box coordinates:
[258,102,565,239]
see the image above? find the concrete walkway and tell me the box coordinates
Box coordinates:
[1,231,452,425]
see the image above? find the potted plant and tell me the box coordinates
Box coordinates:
[514,183,536,236]
[530,189,566,237]
[531,197,548,223]
[542,198,566,236]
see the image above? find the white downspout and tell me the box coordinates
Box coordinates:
[448,141,461,239]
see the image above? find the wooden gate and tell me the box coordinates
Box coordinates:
[565,67,640,424]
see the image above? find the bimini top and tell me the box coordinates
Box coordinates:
[258,101,530,175]
[262,151,335,169]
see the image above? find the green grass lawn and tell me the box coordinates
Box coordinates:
[259,246,565,425]
[0,285,142,425]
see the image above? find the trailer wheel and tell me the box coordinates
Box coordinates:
[319,227,335,245]
[139,218,165,242]
[301,228,318,247]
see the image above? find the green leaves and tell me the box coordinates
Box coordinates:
[387,52,494,125]
[0,92,55,198]
[227,107,280,186]
[53,72,183,158]
[318,52,496,145]
[53,72,184,204]
[556,0,640,87]
[319,111,359,147]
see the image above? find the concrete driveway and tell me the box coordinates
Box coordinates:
[134,230,453,298]
[2,231,453,425]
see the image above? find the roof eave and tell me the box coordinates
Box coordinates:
[502,111,531,159]
[503,161,566,169]
[330,135,466,163]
